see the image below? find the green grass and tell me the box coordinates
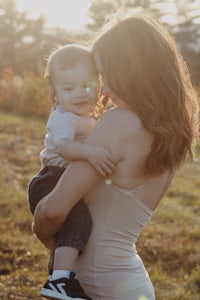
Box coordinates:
[0,112,199,300]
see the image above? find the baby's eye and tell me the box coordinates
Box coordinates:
[84,85,91,92]
[64,87,72,91]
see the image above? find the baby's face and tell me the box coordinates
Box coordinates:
[54,62,98,116]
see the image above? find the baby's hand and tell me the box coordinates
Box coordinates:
[88,146,116,176]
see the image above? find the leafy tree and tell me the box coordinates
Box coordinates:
[87,0,166,31]
[86,0,200,84]
[0,0,45,75]
[168,0,200,85]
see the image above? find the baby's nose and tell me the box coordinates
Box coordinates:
[75,87,86,97]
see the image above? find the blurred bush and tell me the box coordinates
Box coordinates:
[0,68,50,119]
[0,68,199,156]
[0,68,22,112]
[19,71,49,119]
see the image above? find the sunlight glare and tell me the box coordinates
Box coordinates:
[17,0,91,32]
[155,1,177,24]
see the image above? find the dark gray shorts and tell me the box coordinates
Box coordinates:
[28,165,92,252]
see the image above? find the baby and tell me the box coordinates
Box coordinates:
[28,44,115,300]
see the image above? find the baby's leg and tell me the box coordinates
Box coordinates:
[54,246,79,270]
[57,199,92,252]
[41,199,92,300]
[54,198,92,270]
[28,165,66,275]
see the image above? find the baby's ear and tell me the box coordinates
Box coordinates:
[48,85,56,100]
[45,75,56,104]
[45,75,51,85]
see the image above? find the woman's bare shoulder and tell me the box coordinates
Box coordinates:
[86,108,145,150]
[99,108,143,131]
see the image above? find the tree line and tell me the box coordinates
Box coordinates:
[0,0,199,119]
[0,0,199,84]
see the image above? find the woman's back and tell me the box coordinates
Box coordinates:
[74,108,173,299]
[84,108,173,210]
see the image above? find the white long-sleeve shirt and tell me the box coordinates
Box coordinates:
[40,105,97,168]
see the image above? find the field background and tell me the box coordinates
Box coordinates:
[0,112,199,300]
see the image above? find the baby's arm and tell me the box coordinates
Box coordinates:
[57,139,116,176]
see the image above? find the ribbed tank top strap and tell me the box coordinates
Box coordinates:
[105,178,154,215]
[105,177,150,195]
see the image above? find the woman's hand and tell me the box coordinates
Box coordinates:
[33,160,102,242]
[41,237,56,250]
[32,221,56,250]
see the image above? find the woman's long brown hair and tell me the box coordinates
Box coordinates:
[92,13,199,177]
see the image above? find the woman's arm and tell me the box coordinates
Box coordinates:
[53,112,115,175]
[33,160,101,242]
[33,109,130,244]
[57,139,115,176]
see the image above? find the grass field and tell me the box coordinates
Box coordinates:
[0,112,199,300]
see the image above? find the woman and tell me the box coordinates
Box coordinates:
[33,13,199,300]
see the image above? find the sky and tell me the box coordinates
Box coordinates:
[17,0,91,32]
[16,0,200,33]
